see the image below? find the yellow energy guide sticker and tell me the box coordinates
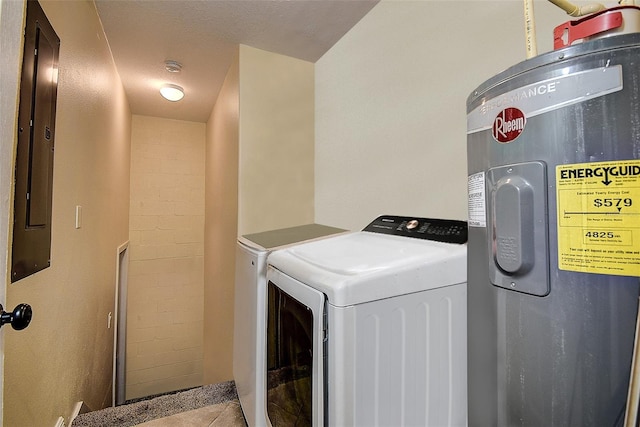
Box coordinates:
[557,160,640,276]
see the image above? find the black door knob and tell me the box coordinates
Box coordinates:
[0,303,32,330]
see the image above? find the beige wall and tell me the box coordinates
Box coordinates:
[202,46,316,382]
[315,0,570,231]
[204,50,239,384]
[4,0,131,425]
[127,115,205,399]
[238,45,315,235]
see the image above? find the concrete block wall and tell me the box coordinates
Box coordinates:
[127,115,206,399]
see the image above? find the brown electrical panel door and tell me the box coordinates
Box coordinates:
[12,1,60,282]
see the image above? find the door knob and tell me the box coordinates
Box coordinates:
[0,303,32,330]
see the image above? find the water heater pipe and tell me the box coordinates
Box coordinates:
[624,298,640,426]
[524,0,538,58]
[548,0,606,16]
[525,0,615,59]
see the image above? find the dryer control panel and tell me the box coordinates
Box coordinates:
[363,215,468,244]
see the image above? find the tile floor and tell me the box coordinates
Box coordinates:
[135,400,247,427]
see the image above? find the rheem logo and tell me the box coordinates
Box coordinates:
[492,107,526,143]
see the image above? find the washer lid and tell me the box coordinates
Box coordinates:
[267,231,467,306]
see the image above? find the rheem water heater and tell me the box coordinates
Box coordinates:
[467,24,640,427]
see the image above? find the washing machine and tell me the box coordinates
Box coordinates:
[264,215,468,427]
[233,223,346,427]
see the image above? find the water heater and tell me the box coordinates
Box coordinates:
[466,27,640,426]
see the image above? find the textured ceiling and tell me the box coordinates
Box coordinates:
[94,0,380,122]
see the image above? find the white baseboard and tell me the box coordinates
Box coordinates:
[69,401,84,424]
[54,416,65,427]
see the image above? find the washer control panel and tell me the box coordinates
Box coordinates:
[363,215,468,244]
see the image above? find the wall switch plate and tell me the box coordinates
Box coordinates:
[75,205,82,229]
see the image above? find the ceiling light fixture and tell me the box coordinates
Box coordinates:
[160,84,184,102]
[164,60,182,73]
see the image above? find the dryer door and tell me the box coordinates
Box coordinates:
[266,265,325,427]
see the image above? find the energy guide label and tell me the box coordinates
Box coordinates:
[556,159,640,277]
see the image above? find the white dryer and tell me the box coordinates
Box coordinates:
[265,215,468,427]
[233,224,346,427]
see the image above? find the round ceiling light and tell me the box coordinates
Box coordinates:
[160,84,184,102]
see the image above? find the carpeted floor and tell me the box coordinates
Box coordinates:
[71,381,238,427]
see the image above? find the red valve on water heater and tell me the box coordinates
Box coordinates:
[554,6,640,49]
